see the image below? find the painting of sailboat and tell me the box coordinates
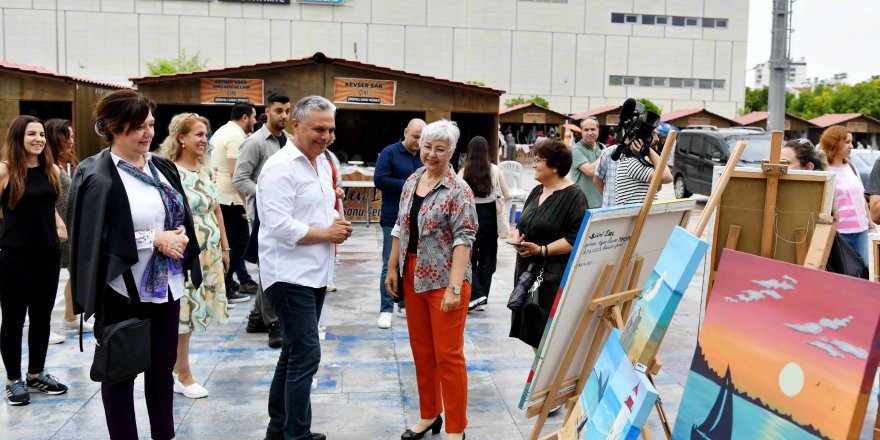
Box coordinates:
[560,329,658,440]
[620,226,708,367]
[672,250,880,440]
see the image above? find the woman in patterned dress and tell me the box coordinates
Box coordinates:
[160,113,230,399]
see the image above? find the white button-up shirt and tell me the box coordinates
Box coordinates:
[109,151,184,303]
[256,144,337,290]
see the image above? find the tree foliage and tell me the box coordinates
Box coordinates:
[504,95,550,108]
[742,80,880,119]
[466,80,486,86]
[636,98,662,115]
[146,50,208,75]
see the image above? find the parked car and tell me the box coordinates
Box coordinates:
[671,126,772,198]
[848,149,880,187]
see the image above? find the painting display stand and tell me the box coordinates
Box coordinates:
[533,138,748,440]
[706,130,836,301]
[528,133,679,440]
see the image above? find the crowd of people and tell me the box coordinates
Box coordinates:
[2,86,877,440]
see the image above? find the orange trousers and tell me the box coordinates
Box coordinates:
[403,253,471,433]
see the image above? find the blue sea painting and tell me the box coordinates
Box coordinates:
[620,226,708,366]
[565,329,658,440]
[672,370,821,439]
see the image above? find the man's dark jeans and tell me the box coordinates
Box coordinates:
[265,282,326,440]
[220,204,253,288]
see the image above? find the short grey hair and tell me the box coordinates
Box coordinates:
[420,119,460,152]
[293,95,336,122]
[580,116,599,129]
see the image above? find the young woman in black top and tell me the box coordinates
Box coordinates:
[0,115,69,405]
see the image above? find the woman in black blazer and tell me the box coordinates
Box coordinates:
[68,90,201,440]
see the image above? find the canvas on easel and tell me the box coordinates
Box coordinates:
[620,226,709,367]
[558,329,658,440]
[519,199,695,412]
[673,249,880,439]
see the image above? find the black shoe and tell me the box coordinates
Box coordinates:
[264,429,324,440]
[401,415,442,439]
[228,279,240,292]
[312,434,326,440]
[227,291,252,304]
[468,296,487,311]
[26,373,68,395]
[239,280,259,294]
[247,317,269,333]
[268,322,283,349]
[5,379,29,405]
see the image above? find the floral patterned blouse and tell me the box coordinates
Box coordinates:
[391,166,478,293]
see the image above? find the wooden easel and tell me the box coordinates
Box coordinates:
[707,131,836,301]
[528,133,678,440]
[535,138,750,440]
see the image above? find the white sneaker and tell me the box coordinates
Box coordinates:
[377,312,392,329]
[48,331,65,345]
[61,318,94,333]
[395,306,406,318]
[173,376,209,399]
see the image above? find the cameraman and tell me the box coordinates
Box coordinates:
[613,129,672,205]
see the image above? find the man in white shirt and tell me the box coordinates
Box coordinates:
[209,103,257,304]
[256,95,352,440]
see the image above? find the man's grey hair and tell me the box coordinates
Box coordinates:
[580,116,599,129]
[420,119,460,152]
[293,95,336,122]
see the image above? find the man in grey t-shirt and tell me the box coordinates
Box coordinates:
[233,92,291,349]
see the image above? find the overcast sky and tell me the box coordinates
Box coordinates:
[746,0,880,85]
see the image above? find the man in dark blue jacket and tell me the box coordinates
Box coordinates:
[374,118,425,329]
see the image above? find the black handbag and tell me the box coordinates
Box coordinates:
[507,263,544,310]
[826,232,869,279]
[90,271,152,384]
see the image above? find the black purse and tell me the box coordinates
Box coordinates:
[90,271,152,384]
[507,263,544,310]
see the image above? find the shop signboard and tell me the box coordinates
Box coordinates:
[333,77,396,105]
[523,113,547,124]
[200,78,264,105]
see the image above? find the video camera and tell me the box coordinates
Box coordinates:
[609,98,661,165]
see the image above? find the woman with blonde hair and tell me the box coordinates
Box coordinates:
[160,113,230,399]
[820,126,871,262]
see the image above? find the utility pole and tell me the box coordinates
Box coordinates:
[768,0,791,131]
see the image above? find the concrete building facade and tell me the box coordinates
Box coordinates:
[0,0,749,117]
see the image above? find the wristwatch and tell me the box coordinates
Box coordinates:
[448,285,462,295]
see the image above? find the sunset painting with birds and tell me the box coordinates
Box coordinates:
[672,250,880,439]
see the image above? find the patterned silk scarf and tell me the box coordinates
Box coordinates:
[117,158,186,301]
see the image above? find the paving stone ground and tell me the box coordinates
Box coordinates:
[2,188,877,439]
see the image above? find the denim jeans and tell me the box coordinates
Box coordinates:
[265,282,326,440]
[379,225,403,312]
[840,230,869,265]
[220,204,254,289]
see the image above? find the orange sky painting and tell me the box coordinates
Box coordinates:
[700,250,880,439]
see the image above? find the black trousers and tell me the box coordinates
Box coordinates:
[0,246,60,380]
[470,202,498,301]
[220,203,253,289]
[98,289,180,440]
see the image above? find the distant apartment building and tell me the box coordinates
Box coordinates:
[0,0,750,117]
[752,57,807,88]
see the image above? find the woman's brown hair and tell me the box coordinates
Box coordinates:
[93,89,156,144]
[45,118,78,170]
[462,136,493,198]
[2,115,60,209]
[819,126,850,165]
